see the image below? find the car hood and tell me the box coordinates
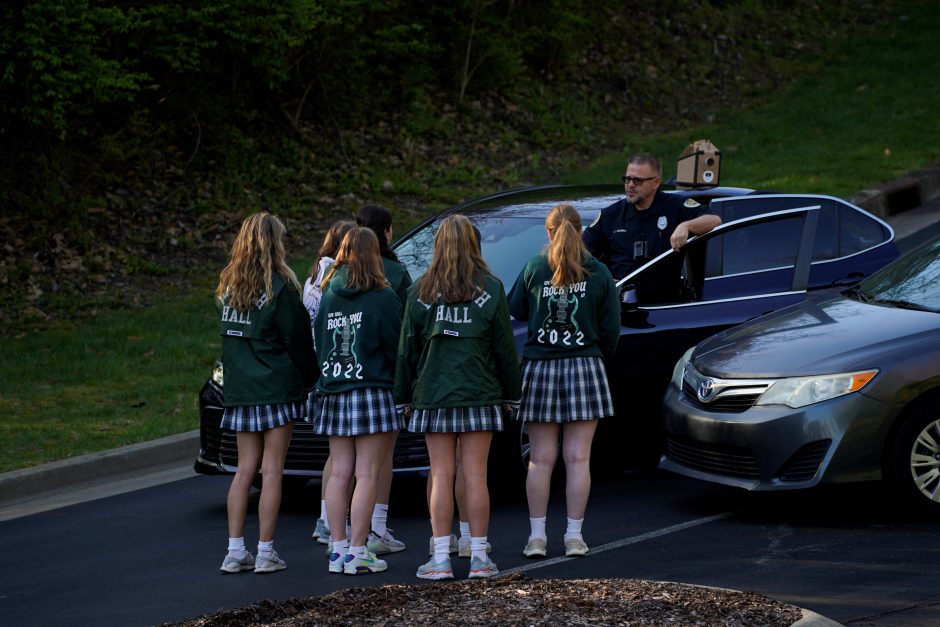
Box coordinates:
[693,296,940,378]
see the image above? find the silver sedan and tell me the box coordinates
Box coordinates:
[661,234,940,512]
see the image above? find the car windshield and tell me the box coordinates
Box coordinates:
[856,236,940,313]
[395,214,548,289]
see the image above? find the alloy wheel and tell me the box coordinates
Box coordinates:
[909,417,940,504]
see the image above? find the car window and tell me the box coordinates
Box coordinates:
[860,237,940,311]
[395,215,546,290]
[840,205,889,256]
[716,195,839,262]
[692,213,810,301]
[706,217,803,276]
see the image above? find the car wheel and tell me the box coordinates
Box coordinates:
[886,403,940,514]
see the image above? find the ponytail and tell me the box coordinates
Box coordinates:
[545,203,589,287]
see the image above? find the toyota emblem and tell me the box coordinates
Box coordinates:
[697,379,716,402]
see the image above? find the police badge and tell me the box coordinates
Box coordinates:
[657,216,668,231]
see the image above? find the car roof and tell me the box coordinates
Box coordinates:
[410,184,756,228]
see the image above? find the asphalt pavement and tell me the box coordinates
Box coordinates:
[2,166,939,626]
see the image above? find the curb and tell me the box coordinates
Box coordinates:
[0,430,198,505]
[847,161,940,218]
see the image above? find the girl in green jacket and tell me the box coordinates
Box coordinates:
[216,212,317,576]
[396,214,521,580]
[314,227,403,575]
[508,203,620,560]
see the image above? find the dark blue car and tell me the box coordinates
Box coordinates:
[395,185,900,468]
[195,184,899,481]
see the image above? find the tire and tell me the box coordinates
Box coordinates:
[886,403,940,514]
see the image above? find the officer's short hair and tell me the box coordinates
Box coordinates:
[627,153,662,177]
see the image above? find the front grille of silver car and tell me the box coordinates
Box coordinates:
[665,435,760,479]
[682,380,765,412]
[681,363,772,414]
[776,440,831,482]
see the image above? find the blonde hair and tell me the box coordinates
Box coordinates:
[417,214,492,304]
[545,203,589,287]
[311,220,355,280]
[216,212,300,311]
[321,227,387,292]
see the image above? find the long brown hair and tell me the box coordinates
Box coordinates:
[417,214,492,304]
[321,227,388,292]
[546,203,589,287]
[216,212,300,311]
[310,220,355,280]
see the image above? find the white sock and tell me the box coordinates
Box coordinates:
[350,545,367,558]
[564,516,584,541]
[470,536,489,562]
[529,516,547,541]
[319,499,328,524]
[372,503,389,537]
[333,538,350,557]
[433,536,451,563]
[227,537,247,558]
[257,539,274,559]
[459,520,471,540]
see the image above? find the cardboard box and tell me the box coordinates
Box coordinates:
[676,140,720,187]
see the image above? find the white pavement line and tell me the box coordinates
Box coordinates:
[501,511,735,576]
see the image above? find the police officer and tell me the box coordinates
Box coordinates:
[582,152,721,281]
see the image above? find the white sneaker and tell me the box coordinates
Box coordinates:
[254,550,287,574]
[328,550,345,574]
[468,555,499,579]
[564,536,589,557]
[219,552,255,574]
[416,556,454,580]
[312,517,329,541]
[367,529,407,555]
[523,537,547,558]
[343,550,387,575]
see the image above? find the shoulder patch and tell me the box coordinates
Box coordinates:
[683,198,701,208]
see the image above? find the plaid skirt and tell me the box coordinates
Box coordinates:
[519,356,614,424]
[313,387,403,437]
[221,400,306,433]
[408,405,504,433]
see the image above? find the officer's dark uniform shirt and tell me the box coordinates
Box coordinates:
[582,190,710,280]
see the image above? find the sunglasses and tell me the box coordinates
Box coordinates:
[621,175,658,186]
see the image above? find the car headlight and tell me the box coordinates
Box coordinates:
[755,369,877,408]
[211,361,224,388]
[671,347,695,389]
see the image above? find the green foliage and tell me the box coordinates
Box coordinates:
[0,1,146,138]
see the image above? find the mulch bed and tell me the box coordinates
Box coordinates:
[165,573,804,626]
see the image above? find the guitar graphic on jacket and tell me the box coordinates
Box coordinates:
[324,322,363,379]
[538,290,584,347]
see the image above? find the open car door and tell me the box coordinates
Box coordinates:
[602,206,820,465]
